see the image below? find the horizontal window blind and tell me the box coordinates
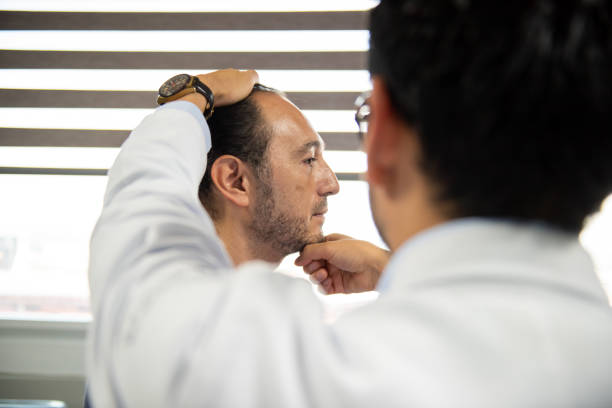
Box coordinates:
[0,6,372,179]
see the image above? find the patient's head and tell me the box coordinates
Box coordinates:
[199,85,339,263]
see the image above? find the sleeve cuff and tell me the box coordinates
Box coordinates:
[157,101,212,153]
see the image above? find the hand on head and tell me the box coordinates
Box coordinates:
[198,69,260,107]
[178,69,260,111]
[295,233,390,295]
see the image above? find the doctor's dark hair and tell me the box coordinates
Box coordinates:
[198,84,280,219]
[369,0,612,232]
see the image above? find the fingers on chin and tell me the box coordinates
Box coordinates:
[322,278,334,291]
[313,268,329,281]
[307,273,334,295]
[305,261,325,274]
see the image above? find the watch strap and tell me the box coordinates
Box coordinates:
[156,75,215,119]
[192,77,215,119]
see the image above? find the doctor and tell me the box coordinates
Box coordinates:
[87,1,612,407]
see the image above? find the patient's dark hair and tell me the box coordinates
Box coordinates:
[198,84,281,219]
[370,0,612,232]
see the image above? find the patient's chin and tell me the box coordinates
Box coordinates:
[296,232,325,253]
[248,195,325,257]
[309,231,325,245]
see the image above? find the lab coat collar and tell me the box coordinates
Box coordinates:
[376,218,608,303]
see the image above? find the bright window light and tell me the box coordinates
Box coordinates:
[580,194,612,304]
[0,176,380,318]
[0,30,368,52]
[0,175,105,304]
[0,0,379,12]
[0,69,371,92]
[0,108,357,133]
[0,108,152,130]
[304,110,356,133]
[0,147,366,174]
[0,147,119,169]
[0,181,610,319]
[324,151,367,173]
[322,180,384,247]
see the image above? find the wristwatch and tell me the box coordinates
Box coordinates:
[157,73,215,119]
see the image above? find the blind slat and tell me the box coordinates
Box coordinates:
[0,89,361,110]
[0,11,368,30]
[0,50,367,70]
[0,128,360,150]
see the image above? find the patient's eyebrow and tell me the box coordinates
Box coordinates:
[294,140,325,156]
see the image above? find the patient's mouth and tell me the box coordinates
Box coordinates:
[312,207,327,222]
[312,200,327,217]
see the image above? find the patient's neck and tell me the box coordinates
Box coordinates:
[215,218,284,267]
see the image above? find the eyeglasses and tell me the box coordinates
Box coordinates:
[354,90,371,142]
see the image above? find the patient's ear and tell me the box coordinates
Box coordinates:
[210,155,252,208]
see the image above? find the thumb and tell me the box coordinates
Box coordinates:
[325,233,353,241]
[295,241,335,266]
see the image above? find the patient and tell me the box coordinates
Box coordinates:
[198,85,340,265]
[83,85,338,408]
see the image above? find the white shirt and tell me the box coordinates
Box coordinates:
[87,101,612,408]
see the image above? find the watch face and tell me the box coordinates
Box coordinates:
[159,74,191,97]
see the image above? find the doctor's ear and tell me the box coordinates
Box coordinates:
[210,155,253,208]
[366,77,420,197]
[366,77,404,187]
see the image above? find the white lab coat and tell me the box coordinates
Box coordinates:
[87,101,612,407]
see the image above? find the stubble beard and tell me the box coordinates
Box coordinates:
[249,176,325,256]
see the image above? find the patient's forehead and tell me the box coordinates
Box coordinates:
[252,92,322,156]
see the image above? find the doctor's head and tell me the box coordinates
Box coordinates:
[364,0,612,249]
[199,85,339,264]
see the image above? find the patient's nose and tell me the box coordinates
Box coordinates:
[318,159,340,197]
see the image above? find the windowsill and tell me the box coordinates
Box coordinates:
[0,316,89,377]
[0,314,91,327]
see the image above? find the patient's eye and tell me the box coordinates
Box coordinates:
[304,157,317,166]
